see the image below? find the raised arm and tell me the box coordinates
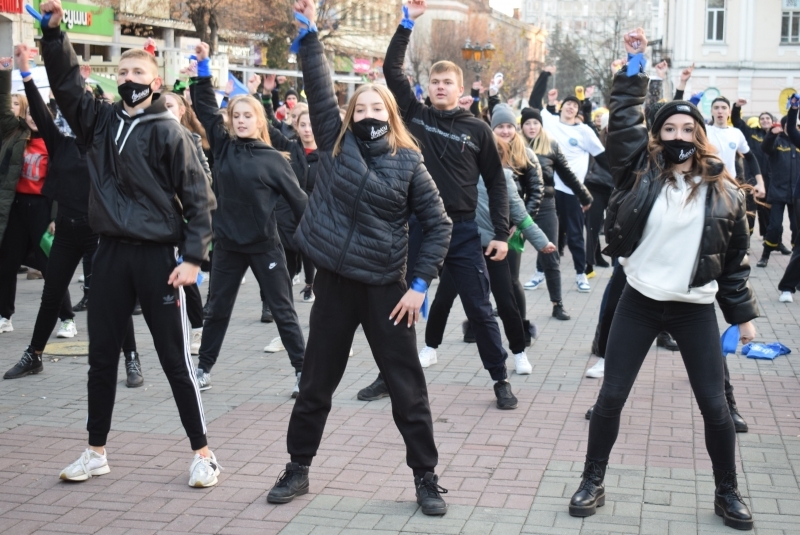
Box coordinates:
[786,104,800,149]
[189,43,229,158]
[385,31,423,120]
[0,70,25,139]
[39,3,109,146]
[529,68,552,109]
[19,47,62,151]
[606,64,649,190]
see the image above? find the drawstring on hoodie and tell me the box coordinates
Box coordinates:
[438,115,457,160]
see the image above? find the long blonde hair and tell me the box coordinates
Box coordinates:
[495,131,533,173]
[528,125,555,156]
[334,84,419,156]
[226,95,272,146]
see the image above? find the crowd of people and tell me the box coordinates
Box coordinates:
[1,0,798,529]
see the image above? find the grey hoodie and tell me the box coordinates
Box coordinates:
[477,170,549,251]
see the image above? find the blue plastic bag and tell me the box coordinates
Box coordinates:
[741,342,791,360]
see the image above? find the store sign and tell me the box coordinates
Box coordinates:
[218,44,251,61]
[33,0,115,37]
[353,58,371,74]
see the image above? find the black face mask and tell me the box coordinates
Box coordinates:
[661,139,697,164]
[351,118,390,141]
[118,80,154,108]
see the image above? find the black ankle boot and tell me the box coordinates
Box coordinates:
[552,302,571,321]
[656,331,679,351]
[414,472,448,515]
[714,469,754,530]
[267,462,309,504]
[727,397,749,433]
[569,460,607,517]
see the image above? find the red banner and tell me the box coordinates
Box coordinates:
[0,0,23,13]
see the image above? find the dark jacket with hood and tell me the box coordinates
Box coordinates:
[295,31,451,286]
[0,70,33,242]
[41,27,215,264]
[603,68,758,325]
[732,104,770,186]
[191,76,307,254]
[266,121,308,252]
[386,26,508,240]
[761,126,799,205]
[785,106,800,198]
[24,78,90,219]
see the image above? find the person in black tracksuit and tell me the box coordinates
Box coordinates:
[40,10,218,485]
[2,62,140,385]
[733,103,774,240]
[358,5,515,409]
[760,115,799,266]
[777,103,800,296]
[266,3,452,514]
[190,47,308,394]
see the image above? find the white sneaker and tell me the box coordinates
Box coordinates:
[419,346,437,368]
[780,291,794,303]
[0,317,13,333]
[524,271,545,290]
[514,352,532,375]
[241,275,246,285]
[349,347,354,357]
[576,274,591,293]
[188,451,221,488]
[191,328,202,355]
[292,372,301,398]
[57,319,77,338]
[59,448,110,481]
[292,274,301,286]
[586,358,605,378]
[78,274,85,283]
[263,336,285,353]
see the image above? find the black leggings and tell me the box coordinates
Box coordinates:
[534,197,563,303]
[587,285,736,472]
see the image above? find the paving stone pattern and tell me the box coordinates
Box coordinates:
[0,235,798,534]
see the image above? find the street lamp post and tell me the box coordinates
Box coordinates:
[461,39,495,80]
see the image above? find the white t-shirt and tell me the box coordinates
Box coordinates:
[541,108,605,195]
[620,173,718,304]
[706,124,750,177]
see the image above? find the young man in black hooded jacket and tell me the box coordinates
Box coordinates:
[357,0,516,409]
[39,0,219,488]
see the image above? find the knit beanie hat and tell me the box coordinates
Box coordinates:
[491,104,517,130]
[560,95,581,109]
[284,88,299,101]
[651,100,707,134]
[520,107,542,125]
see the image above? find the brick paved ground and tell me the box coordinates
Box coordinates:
[0,234,798,535]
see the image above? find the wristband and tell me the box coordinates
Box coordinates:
[19,71,32,79]
[195,57,211,78]
[400,5,415,30]
[289,12,318,54]
[626,52,646,77]
[410,277,429,320]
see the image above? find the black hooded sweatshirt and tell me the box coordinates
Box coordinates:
[385,26,509,241]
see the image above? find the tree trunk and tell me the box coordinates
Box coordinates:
[209,12,219,56]
[190,7,208,45]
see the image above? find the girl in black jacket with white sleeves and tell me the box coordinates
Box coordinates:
[267,0,452,516]
[569,29,758,531]
[190,42,309,397]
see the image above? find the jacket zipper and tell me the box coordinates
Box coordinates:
[614,178,653,253]
[335,168,371,272]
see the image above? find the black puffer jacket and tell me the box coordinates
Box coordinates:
[267,122,308,252]
[511,148,544,217]
[532,140,593,205]
[603,69,758,325]
[761,129,799,204]
[295,32,451,286]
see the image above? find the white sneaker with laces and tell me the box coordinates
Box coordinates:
[779,291,794,303]
[576,274,591,293]
[419,346,437,368]
[524,271,545,290]
[59,448,110,481]
[263,336,285,353]
[586,358,605,378]
[0,317,13,333]
[191,328,202,355]
[57,319,77,338]
[514,352,532,375]
[188,451,221,488]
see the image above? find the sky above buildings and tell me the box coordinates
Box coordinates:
[490,0,521,16]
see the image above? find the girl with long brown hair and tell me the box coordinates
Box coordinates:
[266,0,452,516]
[569,29,758,531]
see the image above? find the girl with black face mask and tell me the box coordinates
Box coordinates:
[568,29,759,532]
[266,0,453,516]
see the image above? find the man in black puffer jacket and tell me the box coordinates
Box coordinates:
[357,1,518,410]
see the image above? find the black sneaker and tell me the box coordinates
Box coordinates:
[552,302,571,321]
[461,320,475,343]
[72,291,89,312]
[203,301,211,319]
[125,352,144,388]
[523,320,537,347]
[4,347,43,379]
[595,255,610,268]
[301,285,315,303]
[494,380,518,410]
[267,462,309,504]
[132,300,142,315]
[779,243,792,255]
[756,257,768,268]
[585,405,594,420]
[261,302,274,323]
[713,470,754,530]
[415,472,448,515]
[656,331,679,351]
[357,375,389,401]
